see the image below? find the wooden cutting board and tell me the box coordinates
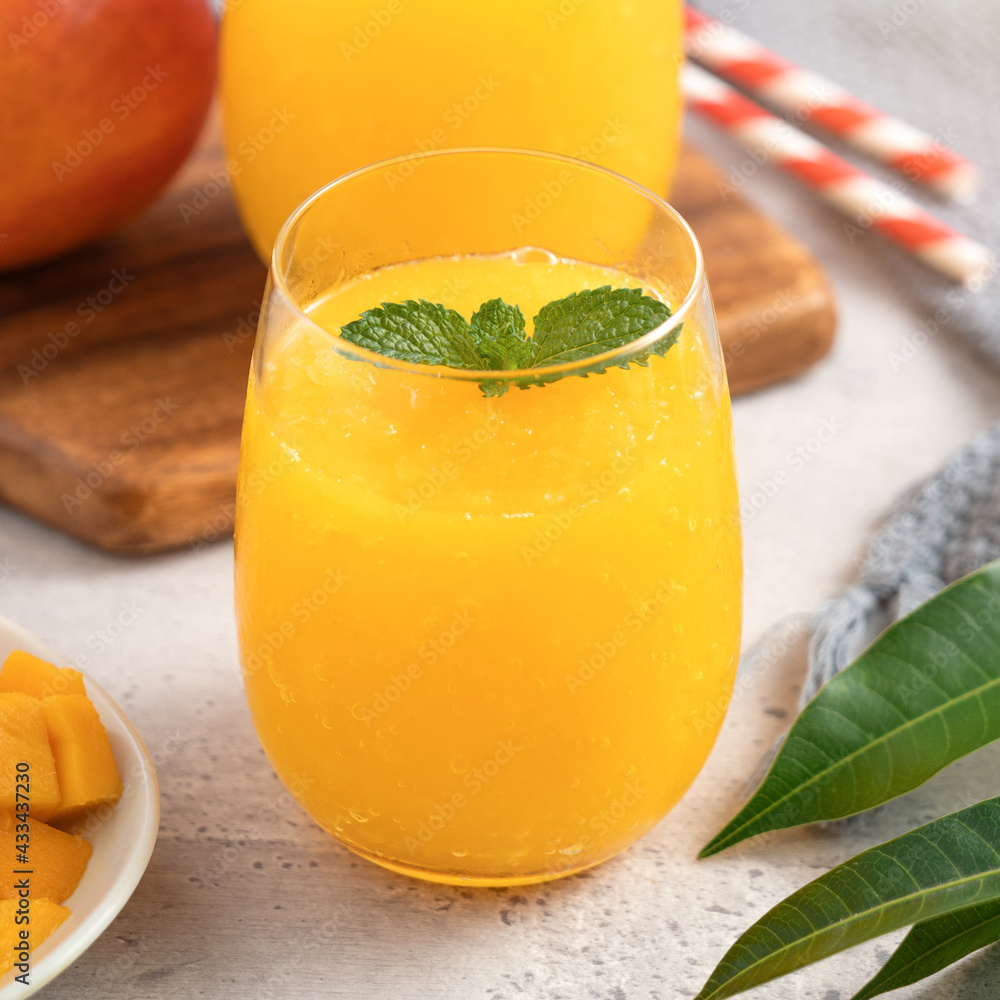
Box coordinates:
[0,119,835,555]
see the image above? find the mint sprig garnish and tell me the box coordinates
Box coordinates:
[338,286,679,396]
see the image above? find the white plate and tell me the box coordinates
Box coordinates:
[0,614,159,999]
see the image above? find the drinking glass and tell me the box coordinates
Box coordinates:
[234,148,742,886]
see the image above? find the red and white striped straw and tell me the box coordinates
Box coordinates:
[684,7,978,203]
[682,63,994,287]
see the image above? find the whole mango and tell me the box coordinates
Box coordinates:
[0,0,217,271]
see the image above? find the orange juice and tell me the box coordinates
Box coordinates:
[234,249,742,885]
[221,0,683,258]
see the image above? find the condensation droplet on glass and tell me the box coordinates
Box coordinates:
[560,844,582,856]
[321,717,333,730]
[350,811,368,824]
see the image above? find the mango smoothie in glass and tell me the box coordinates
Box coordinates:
[221,0,683,258]
[234,149,742,886]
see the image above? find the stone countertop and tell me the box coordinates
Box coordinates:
[5,3,1000,997]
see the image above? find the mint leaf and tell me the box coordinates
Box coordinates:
[470,299,533,370]
[531,286,676,369]
[340,299,483,370]
[337,285,679,396]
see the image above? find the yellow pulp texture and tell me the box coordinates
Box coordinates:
[221,0,683,257]
[235,252,742,885]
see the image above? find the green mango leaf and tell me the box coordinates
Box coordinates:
[850,898,1000,1000]
[695,796,1000,1000]
[701,559,1000,858]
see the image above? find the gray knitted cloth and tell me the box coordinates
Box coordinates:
[804,421,1000,706]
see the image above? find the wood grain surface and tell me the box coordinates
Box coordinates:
[0,121,835,555]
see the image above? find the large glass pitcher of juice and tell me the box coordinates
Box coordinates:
[221,0,683,258]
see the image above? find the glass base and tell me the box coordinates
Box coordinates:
[344,842,604,887]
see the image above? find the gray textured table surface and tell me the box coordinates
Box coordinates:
[5,1,1000,997]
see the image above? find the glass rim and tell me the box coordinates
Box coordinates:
[269,146,707,383]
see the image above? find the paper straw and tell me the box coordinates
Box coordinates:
[682,63,994,287]
[684,7,978,203]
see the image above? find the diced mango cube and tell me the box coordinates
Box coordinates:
[42,695,122,823]
[0,694,60,821]
[0,651,85,700]
[0,897,70,978]
[0,810,92,904]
